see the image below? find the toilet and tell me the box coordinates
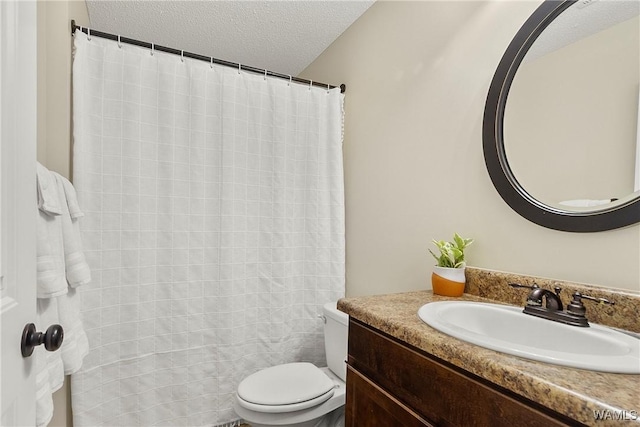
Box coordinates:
[234,302,348,427]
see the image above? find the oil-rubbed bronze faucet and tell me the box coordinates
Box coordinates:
[510,283,563,310]
[509,283,614,327]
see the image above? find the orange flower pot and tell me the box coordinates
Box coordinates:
[431,266,465,297]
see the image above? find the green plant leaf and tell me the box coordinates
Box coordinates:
[453,233,464,249]
[430,233,473,268]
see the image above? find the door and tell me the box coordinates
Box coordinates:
[0,0,38,425]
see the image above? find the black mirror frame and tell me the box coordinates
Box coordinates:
[483,0,640,232]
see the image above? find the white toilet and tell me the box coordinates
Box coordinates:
[234,302,348,427]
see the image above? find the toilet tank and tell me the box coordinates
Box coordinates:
[322,302,349,382]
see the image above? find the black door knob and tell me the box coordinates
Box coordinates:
[21,323,64,357]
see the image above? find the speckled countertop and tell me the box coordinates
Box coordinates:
[338,282,640,426]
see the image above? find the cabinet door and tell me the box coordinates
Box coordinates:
[346,366,434,427]
[348,319,576,427]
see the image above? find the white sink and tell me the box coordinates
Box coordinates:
[418,301,640,374]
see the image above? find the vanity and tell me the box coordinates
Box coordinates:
[337,268,640,427]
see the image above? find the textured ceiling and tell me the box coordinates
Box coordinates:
[86,0,375,76]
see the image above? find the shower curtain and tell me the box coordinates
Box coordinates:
[70,31,345,426]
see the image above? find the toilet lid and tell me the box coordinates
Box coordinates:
[237,362,335,410]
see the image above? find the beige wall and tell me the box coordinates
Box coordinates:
[38,0,89,178]
[38,1,90,425]
[300,0,640,297]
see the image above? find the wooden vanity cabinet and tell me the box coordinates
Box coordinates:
[345,319,581,427]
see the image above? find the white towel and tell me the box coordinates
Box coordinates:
[37,162,62,215]
[36,164,67,298]
[38,299,65,392]
[60,174,84,219]
[34,165,91,427]
[34,293,89,427]
[34,349,55,427]
[56,287,89,374]
[35,299,65,427]
[53,172,91,288]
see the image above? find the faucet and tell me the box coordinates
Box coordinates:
[509,283,614,327]
[511,283,563,311]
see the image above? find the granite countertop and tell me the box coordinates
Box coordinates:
[338,291,640,427]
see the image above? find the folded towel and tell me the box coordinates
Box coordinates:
[53,172,91,288]
[36,162,62,216]
[60,175,85,220]
[34,289,89,427]
[56,287,89,374]
[35,165,91,427]
[35,298,65,427]
[36,166,67,299]
[37,298,65,391]
[35,350,55,427]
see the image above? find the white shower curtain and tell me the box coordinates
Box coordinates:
[70,31,345,426]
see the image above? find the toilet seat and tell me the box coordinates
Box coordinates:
[237,362,336,414]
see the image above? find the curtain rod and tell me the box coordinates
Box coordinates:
[70,20,345,94]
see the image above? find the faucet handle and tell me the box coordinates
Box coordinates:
[577,293,614,306]
[509,283,539,290]
[567,292,614,317]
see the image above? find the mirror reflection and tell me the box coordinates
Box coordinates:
[504,0,640,211]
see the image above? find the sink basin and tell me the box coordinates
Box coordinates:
[418,301,640,373]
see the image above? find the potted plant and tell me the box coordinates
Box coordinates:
[429,233,473,297]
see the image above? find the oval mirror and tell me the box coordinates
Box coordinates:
[483,0,640,232]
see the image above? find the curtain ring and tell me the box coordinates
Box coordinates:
[87,28,91,41]
[264,69,267,81]
[309,80,312,90]
[181,50,184,62]
[210,57,214,69]
[238,64,241,74]
[327,84,330,94]
[151,43,154,56]
[288,75,292,87]
[117,35,122,49]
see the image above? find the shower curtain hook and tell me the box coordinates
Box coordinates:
[210,57,214,69]
[117,35,122,49]
[151,43,154,56]
[264,69,267,81]
[309,80,312,90]
[87,28,91,41]
[288,75,292,87]
[181,50,184,62]
[327,84,330,94]
[238,64,241,74]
